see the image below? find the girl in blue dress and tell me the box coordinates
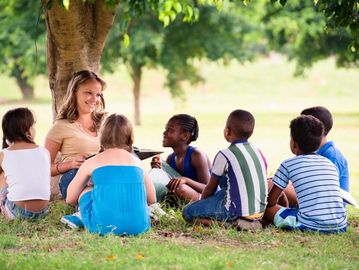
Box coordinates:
[66,114,156,236]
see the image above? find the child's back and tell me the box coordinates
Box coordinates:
[66,114,156,236]
[183,109,267,226]
[0,108,50,220]
[264,115,347,233]
[81,150,151,235]
[212,141,267,217]
[273,153,346,231]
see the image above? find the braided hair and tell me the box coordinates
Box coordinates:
[169,114,199,144]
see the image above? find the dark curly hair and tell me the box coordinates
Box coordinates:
[301,106,333,136]
[290,115,324,153]
[169,114,199,144]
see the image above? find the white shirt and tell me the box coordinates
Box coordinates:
[2,147,51,201]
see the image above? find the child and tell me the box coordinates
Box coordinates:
[301,106,349,192]
[0,108,50,220]
[263,115,347,233]
[151,114,211,203]
[182,109,268,228]
[66,114,156,236]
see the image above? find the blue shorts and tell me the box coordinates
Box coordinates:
[0,187,48,220]
[273,207,347,234]
[182,189,236,222]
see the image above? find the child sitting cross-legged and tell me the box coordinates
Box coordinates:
[182,109,268,230]
[263,115,347,233]
[66,113,156,236]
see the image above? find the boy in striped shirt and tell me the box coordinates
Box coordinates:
[263,115,347,233]
[183,109,268,229]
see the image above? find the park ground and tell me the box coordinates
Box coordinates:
[0,56,358,269]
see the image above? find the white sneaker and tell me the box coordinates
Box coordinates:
[149,203,173,221]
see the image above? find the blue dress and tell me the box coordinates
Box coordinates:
[79,165,150,236]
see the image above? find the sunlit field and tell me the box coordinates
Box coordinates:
[0,56,358,269]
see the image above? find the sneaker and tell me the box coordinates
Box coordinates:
[231,218,262,231]
[149,203,173,221]
[61,211,84,229]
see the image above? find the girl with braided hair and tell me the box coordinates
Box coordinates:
[151,114,211,203]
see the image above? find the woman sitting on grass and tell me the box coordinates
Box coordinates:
[66,113,156,236]
[0,108,50,220]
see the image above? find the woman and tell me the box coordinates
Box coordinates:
[45,70,107,200]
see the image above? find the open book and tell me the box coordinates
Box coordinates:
[86,147,163,161]
[340,189,359,208]
[133,147,163,160]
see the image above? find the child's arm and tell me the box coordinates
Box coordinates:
[267,184,283,208]
[201,176,219,200]
[150,155,161,169]
[144,171,156,205]
[66,161,91,206]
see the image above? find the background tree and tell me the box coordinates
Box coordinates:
[266,0,358,75]
[102,2,265,125]
[0,1,47,100]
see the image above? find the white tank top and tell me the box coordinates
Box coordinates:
[2,147,51,201]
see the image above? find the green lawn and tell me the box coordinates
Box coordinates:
[0,57,358,269]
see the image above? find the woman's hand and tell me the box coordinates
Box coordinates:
[69,155,87,169]
[166,177,187,193]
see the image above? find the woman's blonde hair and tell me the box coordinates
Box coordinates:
[100,114,134,152]
[57,70,106,132]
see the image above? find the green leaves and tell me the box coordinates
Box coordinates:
[62,0,70,10]
[123,33,130,48]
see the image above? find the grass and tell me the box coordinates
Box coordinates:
[0,56,359,269]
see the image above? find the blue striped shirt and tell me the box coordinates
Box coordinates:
[272,154,347,231]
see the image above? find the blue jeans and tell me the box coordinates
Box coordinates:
[182,189,236,222]
[0,187,48,220]
[59,168,79,200]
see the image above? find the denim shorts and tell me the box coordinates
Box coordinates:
[0,187,48,220]
[273,207,347,234]
[182,189,236,222]
[59,168,79,200]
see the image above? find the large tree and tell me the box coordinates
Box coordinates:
[41,0,120,116]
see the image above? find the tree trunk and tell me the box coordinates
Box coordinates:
[41,0,119,119]
[15,75,34,100]
[130,66,142,126]
[13,65,34,100]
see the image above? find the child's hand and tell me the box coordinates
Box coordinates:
[166,177,187,193]
[151,155,161,169]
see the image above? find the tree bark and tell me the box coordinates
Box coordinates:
[41,0,119,119]
[130,65,142,126]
